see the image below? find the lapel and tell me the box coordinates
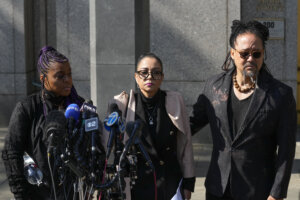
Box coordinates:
[135,92,158,157]
[215,68,234,145]
[232,69,271,144]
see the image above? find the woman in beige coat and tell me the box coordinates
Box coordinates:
[108,53,195,200]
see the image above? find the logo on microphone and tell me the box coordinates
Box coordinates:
[104,112,125,133]
[81,103,97,113]
[105,112,119,126]
[85,117,99,132]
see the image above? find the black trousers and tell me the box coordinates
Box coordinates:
[206,183,234,200]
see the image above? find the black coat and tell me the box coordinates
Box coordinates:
[2,90,84,200]
[131,91,182,200]
[190,67,297,200]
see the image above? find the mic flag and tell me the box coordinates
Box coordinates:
[44,110,67,153]
[104,103,125,158]
[85,117,99,132]
[104,103,125,133]
[65,103,80,121]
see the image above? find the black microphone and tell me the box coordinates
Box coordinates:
[105,103,122,158]
[81,100,100,132]
[118,120,143,170]
[80,100,97,115]
[135,138,155,171]
[125,120,154,170]
[44,110,67,153]
[125,120,143,143]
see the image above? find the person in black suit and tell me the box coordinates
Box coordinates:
[190,20,297,200]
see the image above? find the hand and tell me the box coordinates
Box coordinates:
[183,189,191,200]
[267,195,283,200]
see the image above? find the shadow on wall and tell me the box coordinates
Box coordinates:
[0,0,91,127]
[149,1,227,144]
[150,1,227,83]
[0,1,27,127]
[55,0,91,100]
[150,16,222,83]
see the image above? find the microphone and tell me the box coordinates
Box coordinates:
[65,104,80,138]
[135,138,155,171]
[80,100,97,114]
[126,120,154,171]
[118,120,143,171]
[125,120,143,143]
[104,103,125,132]
[108,103,120,115]
[65,103,80,121]
[44,110,67,153]
[77,100,101,133]
[104,103,124,158]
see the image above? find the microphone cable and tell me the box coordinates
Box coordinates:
[153,171,157,200]
[98,159,108,200]
[118,167,125,200]
[87,184,94,200]
[63,179,73,200]
[83,185,88,200]
[47,153,57,200]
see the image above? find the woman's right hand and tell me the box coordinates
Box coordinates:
[183,189,191,200]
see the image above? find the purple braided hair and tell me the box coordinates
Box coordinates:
[38,46,83,116]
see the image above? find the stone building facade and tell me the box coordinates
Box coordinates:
[0,1,297,143]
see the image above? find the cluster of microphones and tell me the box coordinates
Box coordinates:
[25,101,154,200]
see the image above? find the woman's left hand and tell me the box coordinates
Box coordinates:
[183,189,191,200]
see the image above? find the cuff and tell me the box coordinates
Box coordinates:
[182,177,196,192]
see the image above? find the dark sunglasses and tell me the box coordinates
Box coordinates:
[136,70,163,80]
[235,49,263,59]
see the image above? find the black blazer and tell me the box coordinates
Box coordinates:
[190,67,297,199]
[131,91,182,200]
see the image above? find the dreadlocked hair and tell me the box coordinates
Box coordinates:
[222,20,270,71]
[37,46,68,76]
[37,46,83,116]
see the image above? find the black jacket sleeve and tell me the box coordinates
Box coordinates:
[190,79,210,135]
[270,87,297,198]
[2,101,31,200]
[182,177,196,192]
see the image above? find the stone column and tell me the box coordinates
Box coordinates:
[0,0,35,126]
[90,0,137,118]
[56,0,91,100]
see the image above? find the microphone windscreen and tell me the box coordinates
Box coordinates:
[125,119,144,138]
[108,103,121,115]
[80,101,97,113]
[85,99,93,105]
[44,110,67,137]
[65,104,80,121]
[125,121,135,137]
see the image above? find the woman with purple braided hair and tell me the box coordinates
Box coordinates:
[2,46,84,199]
